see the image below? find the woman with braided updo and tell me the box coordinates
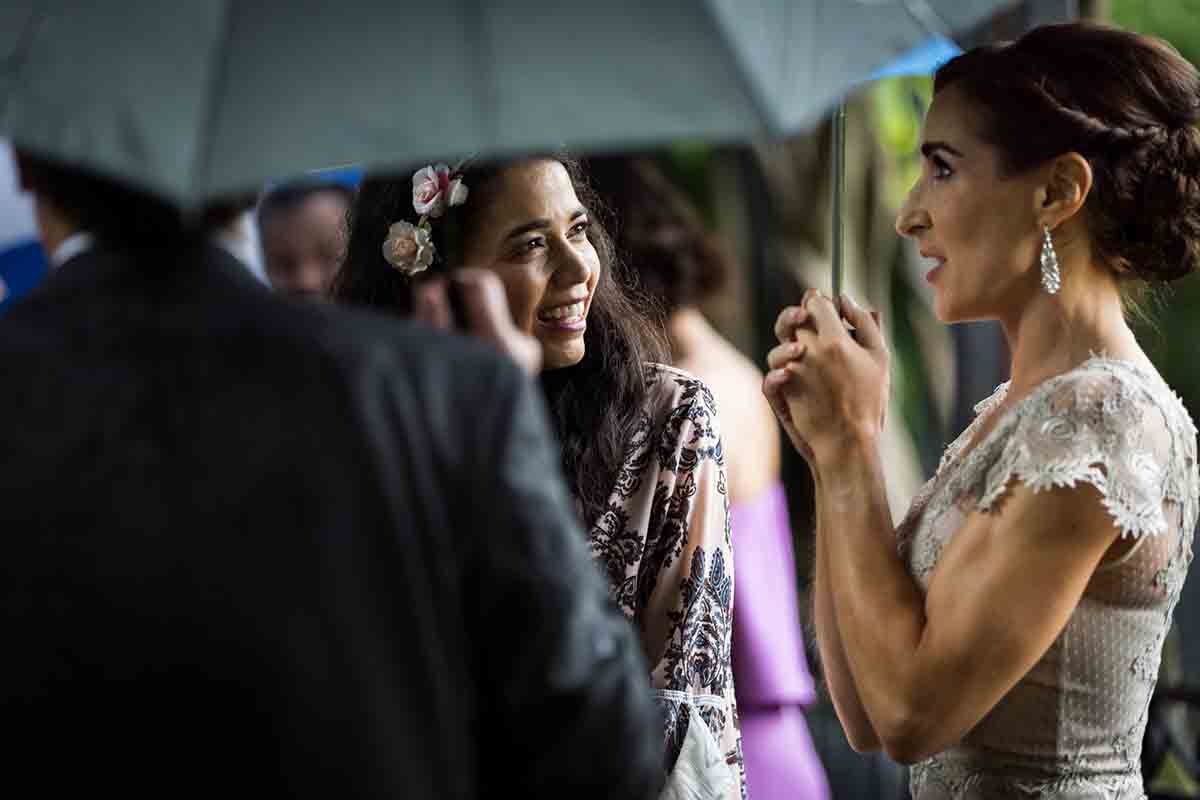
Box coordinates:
[764,22,1200,799]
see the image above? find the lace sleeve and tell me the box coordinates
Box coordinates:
[976,363,1189,539]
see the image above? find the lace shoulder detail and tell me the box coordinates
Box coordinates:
[971,358,1197,539]
[939,381,1010,472]
[896,381,1009,557]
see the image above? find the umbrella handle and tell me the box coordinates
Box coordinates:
[831,100,847,301]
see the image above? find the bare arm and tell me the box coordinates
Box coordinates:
[818,440,1118,764]
[811,470,881,751]
[772,294,1126,764]
[763,367,879,750]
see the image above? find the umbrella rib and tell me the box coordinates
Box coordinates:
[189,0,238,209]
[696,0,781,135]
[0,8,45,123]
[468,0,498,156]
[901,0,953,38]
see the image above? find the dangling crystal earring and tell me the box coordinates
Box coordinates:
[1040,225,1061,295]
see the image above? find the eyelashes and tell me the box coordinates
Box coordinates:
[930,155,954,180]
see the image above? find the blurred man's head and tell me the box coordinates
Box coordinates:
[15,148,186,254]
[257,182,352,300]
[14,148,253,256]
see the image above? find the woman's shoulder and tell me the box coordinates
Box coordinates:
[1015,356,1196,440]
[642,362,720,421]
[978,355,1199,537]
[640,363,724,462]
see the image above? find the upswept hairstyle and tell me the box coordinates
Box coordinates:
[934,22,1200,284]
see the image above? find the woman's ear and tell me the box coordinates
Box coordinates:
[1039,152,1093,227]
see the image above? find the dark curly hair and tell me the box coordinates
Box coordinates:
[584,155,730,314]
[935,22,1200,283]
[331,156,667,527]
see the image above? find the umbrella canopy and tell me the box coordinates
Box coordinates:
[0,0,1013,207]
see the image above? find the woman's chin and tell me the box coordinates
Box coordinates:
[932,291,967,324]
[541,342,586,370]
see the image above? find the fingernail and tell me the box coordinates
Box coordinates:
[842,293,862,311]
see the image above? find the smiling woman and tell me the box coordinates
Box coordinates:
[333,155,746,799]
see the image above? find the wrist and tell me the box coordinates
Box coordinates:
[812,425,880,473]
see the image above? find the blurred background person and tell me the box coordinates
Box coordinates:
[333,154,744,799]
[588,154,830,800]
[258,177,353,299]
[0,140,47,314]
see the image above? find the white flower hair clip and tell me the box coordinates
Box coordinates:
[382,163,470,276]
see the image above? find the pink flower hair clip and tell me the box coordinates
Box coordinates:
[382,163,469,276]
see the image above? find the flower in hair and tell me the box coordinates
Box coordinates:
[413,163,469,219]
[383,163,470,276]
[382,220,435,275]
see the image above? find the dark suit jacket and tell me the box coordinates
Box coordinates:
[0,244,661,798]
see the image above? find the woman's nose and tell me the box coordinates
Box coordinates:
[895,189,931,239]
[552,239,593,285]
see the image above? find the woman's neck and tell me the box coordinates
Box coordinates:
[1001,266,1142,396]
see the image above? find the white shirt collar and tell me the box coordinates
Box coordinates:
[49,231,95,270]
[211,212,269,285]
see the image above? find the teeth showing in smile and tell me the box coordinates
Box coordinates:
[539,301,585,322]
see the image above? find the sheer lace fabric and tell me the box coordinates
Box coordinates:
[895,358,1199,799]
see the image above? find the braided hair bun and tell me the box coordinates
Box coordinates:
[935,22,1200,283]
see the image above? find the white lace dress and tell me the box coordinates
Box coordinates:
[896,357,1199,799]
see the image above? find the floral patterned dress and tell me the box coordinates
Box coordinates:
[588,363,745,800]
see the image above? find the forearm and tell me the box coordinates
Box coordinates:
[818,439,928,754]
[811,472,880,751]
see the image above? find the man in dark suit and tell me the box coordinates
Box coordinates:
[0,151,662,799]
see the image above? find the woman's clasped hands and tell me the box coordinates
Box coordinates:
[763,289,890,468]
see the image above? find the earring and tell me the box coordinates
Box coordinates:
[1040,225,1061,295]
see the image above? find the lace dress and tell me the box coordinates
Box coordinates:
[895,357,1199,799]
[588,363,745,799]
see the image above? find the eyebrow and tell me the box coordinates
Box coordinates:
[503,208,588,242]
[920,141,965,159]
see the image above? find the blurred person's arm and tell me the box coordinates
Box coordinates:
[472,366,662,798]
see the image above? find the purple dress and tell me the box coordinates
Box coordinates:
[731,482,830,800]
